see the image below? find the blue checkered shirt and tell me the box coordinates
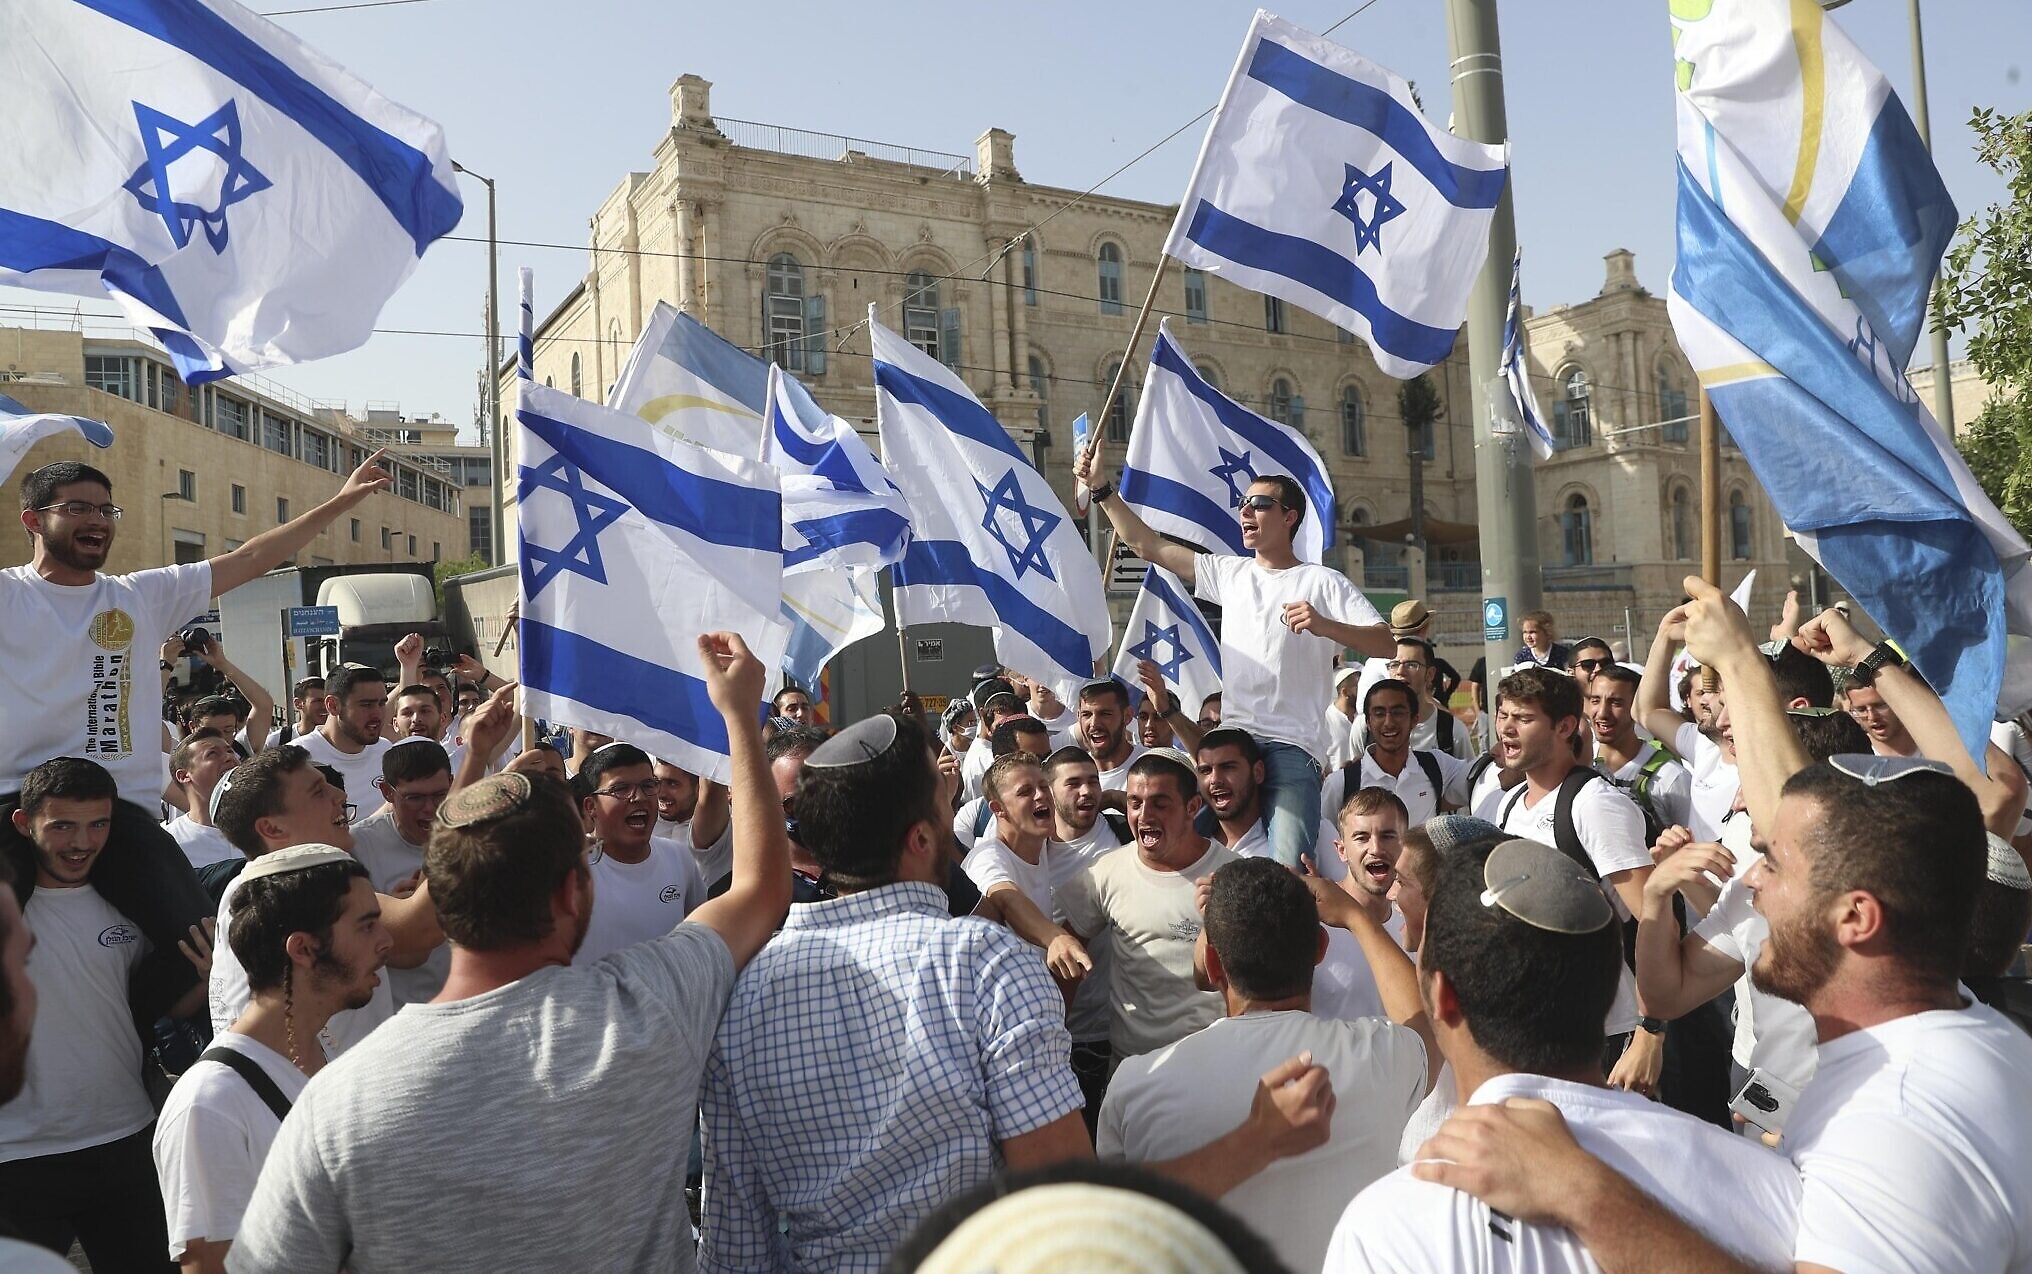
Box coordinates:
[698,881,1082,1272]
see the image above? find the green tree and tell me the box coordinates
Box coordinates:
[1397,374,1441,547]
[1937,106,2032,537]
[432,552,491,612]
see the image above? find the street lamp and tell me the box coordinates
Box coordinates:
[159,490,189,566]
[452,160,503,566]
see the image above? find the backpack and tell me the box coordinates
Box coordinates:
[1101,810,1131,845]
[1432,706,1458,755]
[1341,749,1450,814]
[1612,745,1681,847]
[1500,769,1642,971]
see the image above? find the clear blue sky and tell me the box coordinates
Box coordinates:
[8,0,2028,433]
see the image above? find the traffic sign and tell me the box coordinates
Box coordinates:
[1108,541,1145,594]
[1482,596,1509,643]
[286,605,341,637]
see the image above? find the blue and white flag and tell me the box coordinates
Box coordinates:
[1112,566,1223,722]
[1668,0,2030,762]
[0,394,114,483]
[1499,251,1556,461]
[515,380,787,783]
[608,303,886,691]
[1164,10,1507,379]
[762,364,912,575]
[872,311,1112,699]
[1121,319,1336,563]
[0,0,462,383]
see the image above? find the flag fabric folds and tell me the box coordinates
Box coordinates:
[762,364,912,575]
[872,312,1113,700]
[1163,10,1507,379]
[1112,566,1224,721]
[0,394,114,483]
[1667,0,2030,762]
[1120,319,1337,563]
[1499,251,1557,461]
[514,381,786,783]
[0,0,461,383]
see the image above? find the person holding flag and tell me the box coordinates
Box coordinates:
[1078,448,1392,873]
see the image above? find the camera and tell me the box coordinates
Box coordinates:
[176,626,213,654]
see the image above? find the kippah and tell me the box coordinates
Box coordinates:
[436,772,533,829]
[1195,726,1253,754]
[387,736,441,751]
[239,843,354,884]
[805,714,899,770]
[913,1182,1247,1274]
[1480,839,1616,934]
[1140,746,1194,772]
[1424,815,1505,858]
[1987,833,2032,890]
[208,766,238,823]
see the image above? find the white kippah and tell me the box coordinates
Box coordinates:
[239,843,355,884]
[1986,834,2031,890]
[913,1182,1248,1274]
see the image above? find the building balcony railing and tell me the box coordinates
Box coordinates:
[1544,564,1634,591]
[1363,560,1633,595]
[713,116,974,179]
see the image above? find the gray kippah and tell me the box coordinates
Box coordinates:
[1140,746,1194,772]
[1424,815,1505,858]
[436,772,533,829]
[1987,833,2032,890]
[1480,839,1616,934]
[805,714,899,770]
[208,766,238,824]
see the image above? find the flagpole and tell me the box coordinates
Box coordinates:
[1083,255,1174,565]
[516,266,535,753]
[1699,386,1723,692]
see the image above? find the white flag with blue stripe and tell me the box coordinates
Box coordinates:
[1668,0,2030,762]
[1112,566,1223,722]
[607,303,886,691]
[515,381,787,783]
[1499,251,1557,461]
[0,0,462,384]
[1121,319,1336,563]
[1164,10,1507,379]
[873,312,1112,700]
[0,394,115,483]
[762,364,912,575]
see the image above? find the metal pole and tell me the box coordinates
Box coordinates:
[1905,0,1956,436]
[456,162,504,567]
[1445,0,1539,683]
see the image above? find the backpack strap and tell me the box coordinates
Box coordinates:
[1434,708,1457,754]
[1551,767,1606,879]
[1412,750,1446,808]
[198,1045,294,1122]
[1633,747,1675,805]
[1101,810,1131,845]
[1467,751,1498,793]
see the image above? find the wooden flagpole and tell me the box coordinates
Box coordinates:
[1082,256,1174,566]
[1699,386,1723,692]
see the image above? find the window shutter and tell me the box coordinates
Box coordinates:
[1289,394,1305,432]
[804,294,827,376]
[1552,399,1570,448]
[940,306,962,370]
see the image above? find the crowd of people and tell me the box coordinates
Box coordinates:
[0,444,2027,1273]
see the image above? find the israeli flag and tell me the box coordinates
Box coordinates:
[0,394,114,483]
[872,311,1113,700]
[515,381,787,783]
[1113,566,1223,722]
[607,303,885,691]
[1669,0,2030,762]
[1164,10,1507,379]
[0,0,462,384]
[1121,319,1336,563]
[1499,251,1557,461]
[762,364,912,575]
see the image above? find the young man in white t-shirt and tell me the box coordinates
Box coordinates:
[350,739,454,1006]
[1083,463,1394,871]
[1324,679,1473,829]
[164,727,243,871]
[1587,665,1692,834]
[1637,613,1739,842]
[291,665,392,819]
[152,845,389,1271]
[1106,856,1433,1274]
[1313,786,1412,1022]
[653,758,732,894]
[962,753,1058,917]
[1075,679,1146,793]
[1196,726,1343,882]
[571,744,706,966]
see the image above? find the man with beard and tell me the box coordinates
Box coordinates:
[1587,665,1691,835]
[1324,680,1473,831]
[1196,727,1344,881]
[152,847,391,1271]
[1077,678,1146,793]
[571,744,707,965]
[292,665,392,819]
[1412,577,2032,1273]
[652,758,732,895]
[235,632,789,1271]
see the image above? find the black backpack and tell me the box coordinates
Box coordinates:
[1101,810,1130,844]
[1500,769,1642,970]
[1341,749,1450,813]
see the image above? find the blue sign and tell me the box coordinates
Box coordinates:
[1482,596,1509,643]
[286,605,341,638]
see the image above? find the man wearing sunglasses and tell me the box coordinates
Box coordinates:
[1080,456,1394,872]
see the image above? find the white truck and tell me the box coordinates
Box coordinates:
[219,563,451,715]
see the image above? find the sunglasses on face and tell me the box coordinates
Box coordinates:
[1574,658,1611,673]
[1239,494,1289,512]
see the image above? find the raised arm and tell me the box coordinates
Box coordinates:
[684,633,793,969]
[451,681,520,792]
[1677,577,1810,833]
[205,638,274,750]
[1637,612,1692,745]
[209,450,393,596]
[1306,871,1440,1092]
[1074,444,1198,579]
[1137,660,1206,753]
[688,777,731,854]
[1636,841,1748,1019]
[384,632,425,714]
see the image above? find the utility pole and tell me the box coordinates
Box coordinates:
[1904,0,1956,437]
[455,161,503,566]
[1445,0,1538,678]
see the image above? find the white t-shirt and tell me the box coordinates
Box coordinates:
[211,868,395,1054]
[164,812,240,871]
[1674,722,1739,842]
[1095,743,1149,793]
[1324,703,1359,770]
[1056,841,1238,1059]
[1495,774,1652,1035]
[1312,913,1408,1024]
[674,817,733,891]
[1328,1072,1801,1273]
[960,735,994,803]
[1467,758,1511,822]
[291,731,392,817]
[962,835,1053,915]
[1323,749,1473,830]
[1785,1003,2032,1273]
[951,796,993,851]
[1193,554,1383,763]
[1217,812,1347,882]
[1598,740,1693,834]
[0,562,212,805]
[349,810,449,1008]
[573,835,707,965]
[152,1031,310,1260]
[1033,704,1080,752]
[1688,851,1818,1092]
[0,885,153,1161]
[983,819,1127,1046]
[1103,1010,1426,1274]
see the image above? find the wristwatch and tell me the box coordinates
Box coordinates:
[1088,479,1117,505]
[158,659,174,672]
[1638,1016,1666,1037]
[1852,641,1907,686]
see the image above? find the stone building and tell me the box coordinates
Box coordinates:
[503,74,1799,655]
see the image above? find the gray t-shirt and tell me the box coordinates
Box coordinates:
[228,923,736,1273]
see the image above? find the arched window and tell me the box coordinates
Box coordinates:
[1196,362,1220,392]
[903,271,948,364]
[570,352,582,398]
[1670,485,1693,560]
[1028,354,1050,432]
[1340,384,1365,456]
[1098,242,1124,315]
[1562,494,1594,566]
[1657,358,1689,444]
[1268,378,1294,426]
[763,253,813,372]
[1730,491,1752,560]
[1103,361,1135,443]
[1552,367,1592,448]
[544,375,554,388]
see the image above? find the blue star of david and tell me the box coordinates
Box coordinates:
[122,100,272,254]
[1331,161,1406,255]
[1128,620,1195,684]
[518,454,629,599]
[975,469,1060,581]
[1209,446,1257,509]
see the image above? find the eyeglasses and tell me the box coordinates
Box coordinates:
[1827,754,1952,786]
[1574,658,1611,674]
[1384,659,1428,673]
[1238,494,1289,512]
[35,501,122,520]
[593,781,656,801]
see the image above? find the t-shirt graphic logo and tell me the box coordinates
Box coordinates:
[658,885,681,904]
[99,924,138,948]
[89,608,135,651]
